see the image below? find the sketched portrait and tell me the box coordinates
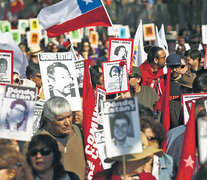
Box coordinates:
[97,94,104,116]
[109,66,122,81]
[0,58,8,73]
[5,99,29,131]
[47,62,76,98]
[114,45,127,60]
[110,112,134,147]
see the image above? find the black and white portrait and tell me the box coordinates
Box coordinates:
[0,58,8,73]
[109,65,122,82]
[47,62,76,98]
[4,99,29,132]
[108,37,134,73]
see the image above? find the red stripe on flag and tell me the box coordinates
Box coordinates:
[82,60,103,180]
[46,6,111,38]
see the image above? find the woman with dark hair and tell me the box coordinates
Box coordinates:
[90,65,103,90]
[0,145,33,180]
[27,134,79,180]
[79,39,96,60]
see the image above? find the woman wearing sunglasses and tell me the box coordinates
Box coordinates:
[26,134,79,180]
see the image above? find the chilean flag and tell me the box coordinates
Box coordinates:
[37,0,112,38]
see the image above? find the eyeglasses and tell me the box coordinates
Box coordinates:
[181,65,186,69]
[14,78,20,83]
[167,65,181,69]
[29,148,53,156]
[35,75,41,79]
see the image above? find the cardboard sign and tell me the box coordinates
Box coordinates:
[90,31,99,48]
[18,19,29,34]
[102,60,129,95]
[108,24,121,37]
[108,37,133,73]
[120,26,131,38]
[30,32,40,46]
[10,30,21,45]
[182,93,207,124]
[29,18,39,31]
[38,52,81,111]
[1,21,11,33]
[143,23,156,41]
[103,97,142,158]
[69,29,82,43]
[0,85,36,141]
[0,50,13,85]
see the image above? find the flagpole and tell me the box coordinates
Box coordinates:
[100,0,119,38]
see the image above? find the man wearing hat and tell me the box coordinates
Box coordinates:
[166,54,183,100]
[129,66,158,110]
[29,45,44,64]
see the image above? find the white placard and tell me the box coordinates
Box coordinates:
[0,85,36,141]
[103,97,142,158]
[38,52,81,111]
[202,25,207,44]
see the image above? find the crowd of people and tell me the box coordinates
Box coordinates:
[0,21,207,180]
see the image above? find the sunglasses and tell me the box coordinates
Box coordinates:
[181,65,186,69]
[167,65,181,69]
[35,75,41,79]
[29,148,53,156]
[13,78,20,83]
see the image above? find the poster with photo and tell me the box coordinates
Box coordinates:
[0,50,13,85]
[120,26,130,39]
[143,23,156,41]
[93,129,113,170]
[18,19,29,34]
[197,116,207,164]
[103,97,142,158]
[102,60,129,95]
[90,31,99,48]
[74,60,84,88]
[108,24,122,37]
[69,29,82,43]
[0,85,36,141]
[108,37,133,73]
[29,18,39,31]
[38,52,81,111]
[96,85,106,126]
[10,30,21,45]
[2,21,11,32]
[182,93,207,124]
[30,31,40,46]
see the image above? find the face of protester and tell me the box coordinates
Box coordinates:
[13,73,20,85]
[30,73,42,89]
[29,142,54,174]
[47,111,73,136]
[157,50,166,68]
[114,118,129,141]
[129,76,140,88]
[51,45,58,53]
[187,56,198,70]
[51,67,73,96]
[73,97,83,125]
[168,65,182,79]
[180,59,188,74]
[83,42,90,52]
[7,104,26,124]
[144,128,155,140]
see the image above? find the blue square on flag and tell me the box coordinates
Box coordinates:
[77,0,102,13]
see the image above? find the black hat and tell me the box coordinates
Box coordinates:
[166,54,181,66]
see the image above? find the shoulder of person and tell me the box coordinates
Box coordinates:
[64,171,80,180]
[72,124,83,144]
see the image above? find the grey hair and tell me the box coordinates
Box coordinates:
[43,96,71,120]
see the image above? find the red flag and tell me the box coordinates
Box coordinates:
[176,101,196,180]
[10,0,24,14]
[82,60,103,180]
[156,69,171,152]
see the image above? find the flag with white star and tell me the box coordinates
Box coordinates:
[37,0,112,37]
[176,101,196,180]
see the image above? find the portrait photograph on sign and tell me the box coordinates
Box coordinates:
[143,23,156,41]
[102,60,129,95]
[182,93,207,124]
[2,21,11,32]
[29,18,39,31]
[11,30,21,45]
[96,85,106,126]
[103,97,142,158]
[108,37,133,73]
[0,50,13,85]
[38,52,81,111]
[30,32,40,46]
[0,85,36,141]
[74,60,84,88]
[18,19,29,34]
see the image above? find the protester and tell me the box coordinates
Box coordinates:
[0,145,33,180]
[27,134,79,180]
[13,72,21,85]
[29,46,44,64]
[25,96,86,180]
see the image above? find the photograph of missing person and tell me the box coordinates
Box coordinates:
[110,112,134,147]
[109,65,122,82]
[0,58,8,73]
[97,94,104,116]
[108,37,133,73]
[4,99,29,132]
[47,62,76,98]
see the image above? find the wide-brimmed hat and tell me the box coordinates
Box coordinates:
[104,133,163,163]
[131,66,142,77]
[30,46,44,56]
[177,73,196,88]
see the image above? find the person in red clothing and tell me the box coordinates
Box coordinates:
[139,46,167,96]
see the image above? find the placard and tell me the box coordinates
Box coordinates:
[10,30,21,45]
[30,18,39,31]
[108,37,133,73]
[18,19,29,34]
[143,23,156,41]
[38,52,81,111]
[202,25,207,44]
[182,93,207,124]
[2,21,11,32]
[103,97,142,158]
[102,60,129,95]
[90,31,99,48]
[0,85,36,141]
[0,50,13,85]
[74,60,84,88]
